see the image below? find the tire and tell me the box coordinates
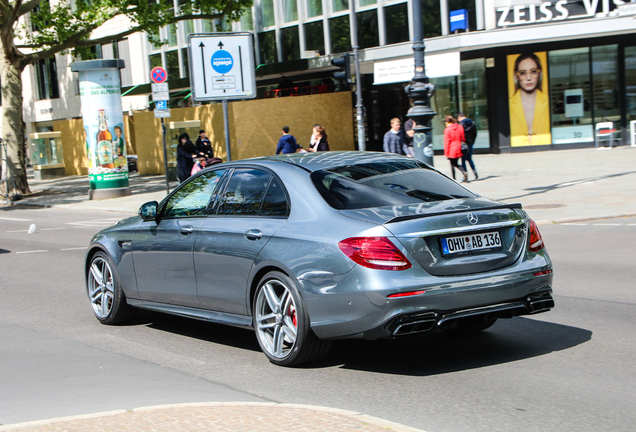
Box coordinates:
[440,318,497,336]
[253,271,331,367]
[86,251,135,325]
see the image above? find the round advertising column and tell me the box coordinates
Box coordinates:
[71,59,132,200]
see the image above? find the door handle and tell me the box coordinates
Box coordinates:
[245,229,263,241]
[179,226,194,235]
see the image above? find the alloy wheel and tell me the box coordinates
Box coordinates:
[255,279,298,359]
[88,256,114,319]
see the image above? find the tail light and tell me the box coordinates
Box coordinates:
[528,219,545,252]
[338,237,412,271]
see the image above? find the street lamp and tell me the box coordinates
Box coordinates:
[405,0,437,166]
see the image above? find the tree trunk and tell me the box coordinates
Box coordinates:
[0,43,30,196]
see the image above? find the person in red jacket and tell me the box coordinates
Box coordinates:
[443,115,468,183]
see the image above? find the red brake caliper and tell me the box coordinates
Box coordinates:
[290,304,297,327]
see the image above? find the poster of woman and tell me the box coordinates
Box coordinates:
[507,52,551,147]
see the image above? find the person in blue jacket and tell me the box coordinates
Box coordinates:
[276,126,299,154]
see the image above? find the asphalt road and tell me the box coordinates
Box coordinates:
[1,207,634,432]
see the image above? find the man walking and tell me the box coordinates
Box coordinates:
[383,118,406,155]
[276,126,299,154]
[458,113,478,180]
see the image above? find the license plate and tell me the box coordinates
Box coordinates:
[440,231,501,255]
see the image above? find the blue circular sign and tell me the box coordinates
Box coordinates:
[211,50,233,74]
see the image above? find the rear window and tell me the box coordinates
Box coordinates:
[310,161,476,210]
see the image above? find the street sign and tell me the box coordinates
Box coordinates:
[187,33,256,101]
[150,67,168,84]
[155,100,168,110]
[154,109,171,118]
[152,91,170,101]
[151,83,169,92]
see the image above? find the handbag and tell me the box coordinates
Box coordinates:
[461,142,469,155]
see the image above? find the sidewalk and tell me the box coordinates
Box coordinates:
[0,403,426,432]
[5,146,636,225]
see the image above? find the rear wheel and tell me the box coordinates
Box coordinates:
[87,251,135,325]
[253,271,330,366]
[440,318,497,335]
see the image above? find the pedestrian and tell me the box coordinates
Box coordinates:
[195,130,214,159]
[276,126,299,154]
[383,118,406,155]
[457,113,478,180]
[443,115,468,183]
[403,118,416,157]
[307,125,330,152]
[191,155,207,176]
[176,133,198,183]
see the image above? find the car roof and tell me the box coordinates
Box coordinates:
[244,151,415,173]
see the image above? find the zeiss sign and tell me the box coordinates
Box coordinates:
[496,0,628,27]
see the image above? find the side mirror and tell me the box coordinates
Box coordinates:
[139,201,158,221]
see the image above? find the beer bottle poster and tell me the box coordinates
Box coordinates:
[77,68,129,191]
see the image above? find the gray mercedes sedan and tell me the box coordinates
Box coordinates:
[85,152,554,366]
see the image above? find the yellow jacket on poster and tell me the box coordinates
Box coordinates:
[509,89,551,147]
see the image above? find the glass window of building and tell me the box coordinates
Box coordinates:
[548,47,593,144]
[429,76,458,150]
[35,57,60,100]
[333,0,349,12]
[150,53,162,70]
[183,19,194,39]
[202,19,214,32]
[258,31,277,64]
[307,0,322,17]
[165,50,180,80]
[283,0,298,22]
[241,8,253,30]
[261,0,275,27]
[384,3,409,45]
[422,0,442,39]
[166,7,178,47]
[281,26,301,61]
[330,15,351,54]
[304,20,325,54]
[357,10,378,49]
[626,46,636,127]
[447,0,475,32]
[459,59,489,149]
[591,45,621,140]
[181,47,189,78]
[360,0,377,6]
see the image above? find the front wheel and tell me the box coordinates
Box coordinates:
[86,251,135,325]
[253,271,330,366]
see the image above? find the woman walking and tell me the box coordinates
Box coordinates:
[307,125,330,152]
[176,133,198,183]
[443,115,468,183]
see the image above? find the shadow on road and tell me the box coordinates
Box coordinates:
[135,313,590,373]
[501,171,636,201]
[320,317,591,375]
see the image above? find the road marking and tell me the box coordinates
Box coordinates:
[593,223,622,226]
[41,227,66,231]
[16,250,48,254]
[6,230,28,233]
[0,217,31,221]
[627,224,636,226]
[67,218,120,227]
[562,223,589,226]
[61,247,89,251]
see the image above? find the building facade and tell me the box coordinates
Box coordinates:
[9,0,636,167]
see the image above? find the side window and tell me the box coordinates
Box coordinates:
[217,169,272,216]
[260,177,289,217]
[163,169,227,218]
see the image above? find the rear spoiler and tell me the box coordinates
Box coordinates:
[386,203,523,224]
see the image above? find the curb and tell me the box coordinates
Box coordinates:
[0,402,427,432]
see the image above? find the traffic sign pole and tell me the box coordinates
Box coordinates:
[150,66,171,193]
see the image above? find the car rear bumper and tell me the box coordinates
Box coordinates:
[300,256,554,340]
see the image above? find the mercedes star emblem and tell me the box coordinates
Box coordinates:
[467,213,478,225]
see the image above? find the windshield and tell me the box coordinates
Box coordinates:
[310,161,476,210]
